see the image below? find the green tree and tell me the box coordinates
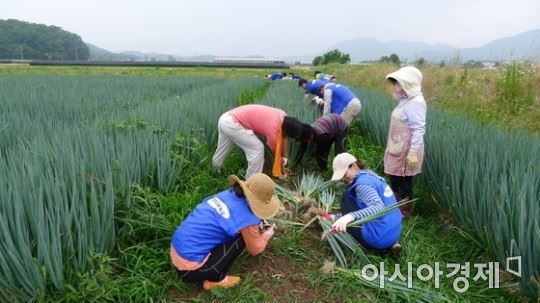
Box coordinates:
[0,19,89,60]
[313,56,323,66]
[379,53,400,65]
[414,57,426,66]
[389,53,400,65]
[312,49,350,66]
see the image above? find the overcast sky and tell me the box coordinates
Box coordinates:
[1,0,539,57]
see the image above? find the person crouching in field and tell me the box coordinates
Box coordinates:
[266,72,286,80]
[298,79,328,113]
[314,70,336,82]
[323,153,402,254]
[212,104,306,178]
[170,173,280,290]
[384,66,427,218]
[306,80,362,125]
[294,114,349,170]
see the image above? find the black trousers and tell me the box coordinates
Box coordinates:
[388,175,414,202]
[389,175,415,217]
[315,129,348,170]
[177,235,245,283]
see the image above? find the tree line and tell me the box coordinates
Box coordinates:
[0,19,89,60]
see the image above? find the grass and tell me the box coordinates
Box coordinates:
[6,62,538,131]
[0,65,534,302]
[47,124,526,302]
[343,82,539,297]
[308,62,540,133]
[0,64,286,79]
[0,71,269,301]
[160,143,527,302]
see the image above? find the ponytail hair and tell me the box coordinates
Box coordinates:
[355,160,367,170]
[232,182,246,198]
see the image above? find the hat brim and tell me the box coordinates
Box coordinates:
[331,168,347,181]
[386,71,399,81]
[228,175,280,220]
[386,69,422,97]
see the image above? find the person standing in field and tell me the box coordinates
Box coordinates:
[293,113,349,170]
[384,66,427,218]
[322,153,402,253]
[212,104,306,178]
[170,173,280,290]
[306,80,362,125]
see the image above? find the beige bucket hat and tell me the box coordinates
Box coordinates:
[386,66,423,97]
[228,173,281,220]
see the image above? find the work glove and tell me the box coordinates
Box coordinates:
[331,213,355,233]
[312,96,325,106]
[406,149,419,171]
[262,223,277,238]
[318,211,335,222]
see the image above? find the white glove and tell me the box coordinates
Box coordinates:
[282,157,288,167]
[312,96,325,106]
[331,214,355,233]
[263,224,276,238]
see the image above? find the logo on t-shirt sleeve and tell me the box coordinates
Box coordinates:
[384,185,395,198]
[207,197,231,219]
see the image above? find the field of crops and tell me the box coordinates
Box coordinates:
[0,66,538,302]
[322,63,540,132]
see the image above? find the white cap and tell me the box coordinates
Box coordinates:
[331,153,357,181]
[386,66,423,97]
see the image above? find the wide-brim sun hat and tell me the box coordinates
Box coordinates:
[331,152,357,181]
[228,173,281,220]
[386,66,423,97]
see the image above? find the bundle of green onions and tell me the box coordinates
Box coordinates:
[275,172,413,267]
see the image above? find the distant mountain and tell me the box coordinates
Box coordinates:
[88,45,215,62]
[328,38,456,62]
[4,18,538,64]
[436,29,540,62]
[287,29,540,63]
[87,44,137,61]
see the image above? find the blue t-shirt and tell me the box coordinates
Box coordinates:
[326,83,357,114]
[270,73,284,80]
[346,172,401,249]
[306,79,329,96]
[171,189,261,262]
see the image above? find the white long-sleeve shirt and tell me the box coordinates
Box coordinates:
[322,88,333,116]
[399,95,426,149]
